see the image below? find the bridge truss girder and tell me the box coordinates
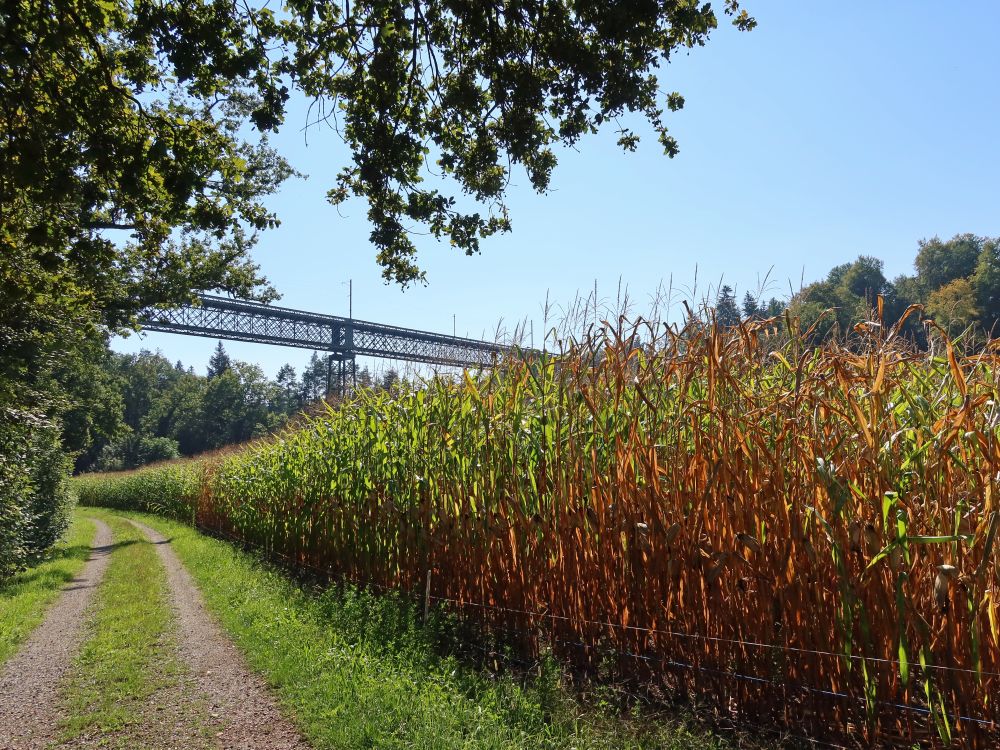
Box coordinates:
[139,295,509,382]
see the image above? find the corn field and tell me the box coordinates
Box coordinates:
[74,460,201,523]
[76,315,1000,746]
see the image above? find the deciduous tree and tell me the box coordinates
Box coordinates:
[927,278,979,337]
[914,235,981,293]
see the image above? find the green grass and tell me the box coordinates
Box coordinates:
[57,511,207,744]
[112,509,733,750]
[0,512,96,665]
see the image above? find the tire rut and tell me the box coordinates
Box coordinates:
[127,519,311,750]
[0,519,113,749]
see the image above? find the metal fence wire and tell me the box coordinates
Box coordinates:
[197,518,998,749]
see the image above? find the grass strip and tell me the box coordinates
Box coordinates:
[0,512,96,665]
[118,509,732,750]
[57,511,199,742]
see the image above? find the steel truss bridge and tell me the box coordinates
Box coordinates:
[140,294,518,395]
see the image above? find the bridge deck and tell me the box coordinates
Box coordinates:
[140,294,513,368]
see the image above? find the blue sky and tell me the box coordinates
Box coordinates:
[115,1,1000,378]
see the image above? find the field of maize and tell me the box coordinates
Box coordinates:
[75,315,1000,746]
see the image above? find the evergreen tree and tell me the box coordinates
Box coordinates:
[742,292,761,319]
[715,285,741,327]
[207,342,232,379]
[763,298,786,317]
[275,364,301,414]
[380,368,400,392]
[200,370,243,448]
[300,352,329,402]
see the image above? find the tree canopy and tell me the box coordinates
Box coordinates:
[3,0,756,309]
[279,0,755,285]
[1,0,294,437]
[789,234,1000,344]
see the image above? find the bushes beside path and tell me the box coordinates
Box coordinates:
[0,410,75,581]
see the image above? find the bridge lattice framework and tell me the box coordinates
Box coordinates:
[140,294,520,395]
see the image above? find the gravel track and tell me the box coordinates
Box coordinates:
[127,519,311,750]
[0,519,113,749]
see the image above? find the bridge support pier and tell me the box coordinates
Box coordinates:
[325,353,356,400]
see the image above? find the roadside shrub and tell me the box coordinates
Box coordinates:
[0,407,74,579]
[92,434,181,472]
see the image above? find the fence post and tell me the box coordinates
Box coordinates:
[424,569,432,623]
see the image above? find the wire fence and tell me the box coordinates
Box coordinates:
[194,520,998,748]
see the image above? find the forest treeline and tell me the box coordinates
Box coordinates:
[76,342,403,474]
[713,233,1000,345]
